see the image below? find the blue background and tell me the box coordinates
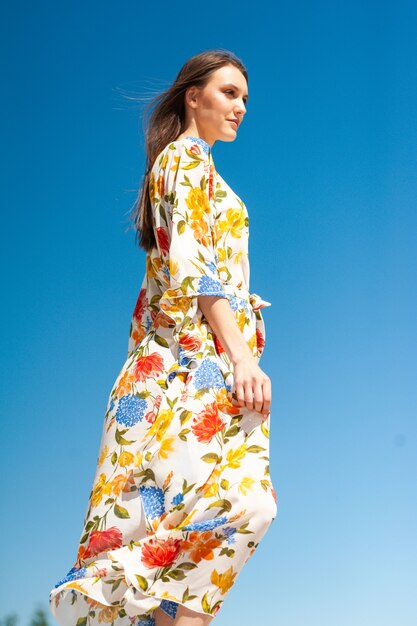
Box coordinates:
[1,1,416,624]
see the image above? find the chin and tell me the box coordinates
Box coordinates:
[221,131,238,143]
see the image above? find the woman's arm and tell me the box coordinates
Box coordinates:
[198,295,271,419]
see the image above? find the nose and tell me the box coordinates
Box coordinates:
[234,108,245,121]
[235,101,246,116]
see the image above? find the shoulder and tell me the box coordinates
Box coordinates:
[152,136,213,174]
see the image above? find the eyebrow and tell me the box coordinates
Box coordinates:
[223,83,249,100]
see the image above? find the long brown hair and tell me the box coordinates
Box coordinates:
[127,49,248,253]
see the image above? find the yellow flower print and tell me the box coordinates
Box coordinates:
[144,408,174,442]
[238,476,256,495]
[146,254,160,280]
[200,466,222,498]
[118,450,134,467]
[186,186,210,220]
[176,508,198,529]
[226,444,248,469]
[158,435,176,459]
[169,258,179,278]
[226,208,246,238]
[234,250,244,265]
[148,171,156,204]
[66,581,87,593]
[134,450,144,466]
[91,472,112,507]
[98,445,109,466]
[237,309,246,332]
[210,565,237,595]
[217,247,226,262]
[247,331,257,354]
[161,152,169,170]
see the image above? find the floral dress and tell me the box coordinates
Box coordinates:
[49,135,278,626]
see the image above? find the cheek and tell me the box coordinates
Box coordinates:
[210,94,229,115]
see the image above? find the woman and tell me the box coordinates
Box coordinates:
[49,49,278,626]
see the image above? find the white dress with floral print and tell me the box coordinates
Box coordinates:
[49,135,278,626]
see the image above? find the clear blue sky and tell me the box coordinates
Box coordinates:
[1,1,416,625]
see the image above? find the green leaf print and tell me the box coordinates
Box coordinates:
[114,504,130,519]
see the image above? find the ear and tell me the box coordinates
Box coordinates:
[185,85,200,108]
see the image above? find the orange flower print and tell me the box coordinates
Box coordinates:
[111,472,129,496]
[115,369,135,399]
[141,537,183,568]
[83,527,123,559]
[179,332,202,353]
[133,352,165,382]
[181,531,222,563]
[191,401,226,443]
[157,173,165,198]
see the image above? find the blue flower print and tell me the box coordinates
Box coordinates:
[223,526,237,544]
[197,274,226,296]
[53,565,87,588]
[192,358,225,390]
[185,135,210,154]
[139,485,165,519]
[160,599,179,619]
[136,618,155,626]
[182,515,228,532]
[178,344,197,367]
[171,492,184,506]
[115,394,147,427]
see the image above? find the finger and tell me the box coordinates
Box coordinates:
[253,381,264,414]
[233,382,245,407]
[261,377,271,416]
[244,380,255,410]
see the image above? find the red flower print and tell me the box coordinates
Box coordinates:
[208,163,215,200]
[189,144,203,156]
[84,527,123,559]
[145,410,156,424]
[156,227,170,255]
[133,288,147,322]
[141,537,183,568]
[256,328,265,353]
[213,336,225,354]
[191,401,226,443]
[134,352,165,382]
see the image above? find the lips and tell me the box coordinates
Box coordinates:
[228,119,238,127]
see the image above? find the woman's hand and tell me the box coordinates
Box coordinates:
[196,295,271,419]
[231,355,271,419]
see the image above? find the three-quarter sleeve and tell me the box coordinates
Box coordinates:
[154,139,227,371]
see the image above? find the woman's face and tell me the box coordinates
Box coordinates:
[185,64,248,146]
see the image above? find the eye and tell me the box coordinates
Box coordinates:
[225,90,248,105]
